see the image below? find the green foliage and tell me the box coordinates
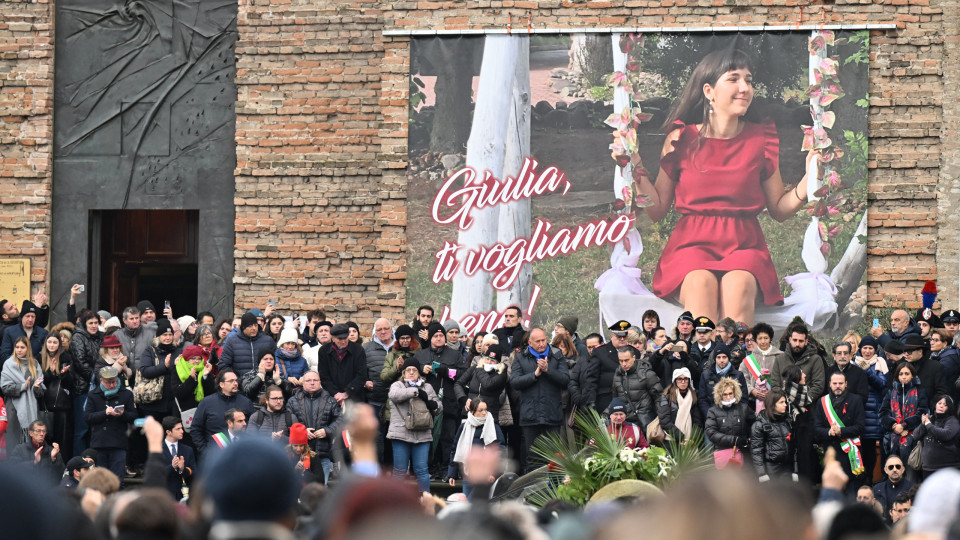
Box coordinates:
[843,31,870,65]
[589,85,613,102]
[526,409,710,507]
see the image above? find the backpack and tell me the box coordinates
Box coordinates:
[253,408,293,431]
[404,395,434,431]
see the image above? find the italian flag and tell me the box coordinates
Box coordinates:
[211,432,230,449]
[820,395,865,476]
[743,353,764,381]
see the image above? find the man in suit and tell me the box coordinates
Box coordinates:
[161,416,195,500]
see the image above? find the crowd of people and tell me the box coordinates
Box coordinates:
[4,283,960,539]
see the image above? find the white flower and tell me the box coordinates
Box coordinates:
[619,448,639,465]
[584,456,598,471]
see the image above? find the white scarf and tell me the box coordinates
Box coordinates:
[675,389,694,439]
[856,354,888,375]
[452,413,498,465]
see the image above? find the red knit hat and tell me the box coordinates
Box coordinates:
[289,423,309,446]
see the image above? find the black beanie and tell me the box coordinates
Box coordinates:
[156,318,174,336]
[241,312,259,330]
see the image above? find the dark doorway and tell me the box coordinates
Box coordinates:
[97,210,199,316]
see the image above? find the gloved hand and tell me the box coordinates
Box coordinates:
[417,388,428,402]
[425,399,439,412]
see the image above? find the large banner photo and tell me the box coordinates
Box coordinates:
[406,31,869,338]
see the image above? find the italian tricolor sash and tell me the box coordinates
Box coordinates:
[820,395,865,475]
[211,432,230,449]
[743,353,764,381]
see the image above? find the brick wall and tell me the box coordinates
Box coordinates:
[233,0,406,325]
[1,0,957,330]
[0,0,53,287]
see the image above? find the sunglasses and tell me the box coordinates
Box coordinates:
[886,464,903,470]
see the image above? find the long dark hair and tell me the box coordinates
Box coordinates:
[662,48,757,131]
[763,389,787,421]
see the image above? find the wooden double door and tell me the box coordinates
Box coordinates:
[98,210,199,317]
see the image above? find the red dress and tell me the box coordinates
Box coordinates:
[652,120,784,306]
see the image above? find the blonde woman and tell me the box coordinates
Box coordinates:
[1,336,45,444]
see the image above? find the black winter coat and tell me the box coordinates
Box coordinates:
[42,357,74,412]
[287,388,344,459]
[750,413,793,476]
[456,364,508,417]
[814,392,866,451]
[649,349,700,389]
[913,414,960,472]
[316,341,367,400]
[492,326,526,352]
[568,355,598,410]
[705,403,754,451]
[84,386,137,449]
[825,363,869,408]
[137,343,182,417]
[415,345,469,414]
[610,361,662,425]
[69,327,102,395]
[697,365,748,418]
[898,356,949,405]
[590,343,620,413]
[510,347,570,426]
[171,371,217,412]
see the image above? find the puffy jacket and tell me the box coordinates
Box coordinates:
[913,414,960,472]
[219,330,277,378]
[362,339,391,404]
[275,348,308,381]
[510,347,570,427]
[706,402,754,451]
[698,364,748,418]
[656,388,703,441]
[316,341,367,400]
[456,363,508,418]
[862,363,889,440]
[68,327,102,395]
[415,345,469,414]
[286,388,344,459]
[750,413,793,476]
[136,343,182,417]
[84,386,137,449]
[387,380,441,443]
[610,360,662,425]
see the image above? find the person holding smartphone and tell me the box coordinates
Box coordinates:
[84,366,137,487]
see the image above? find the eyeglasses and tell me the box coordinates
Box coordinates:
[223,378,238,383]
[676,377,690,382]
[268,397,284,401]
[886,464,903,470]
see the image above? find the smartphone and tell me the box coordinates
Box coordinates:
[77,284,85,292]
[164,300,171,310]
[268,298,276,307]
[873,318,880,328]
[114,405,125,413]
[133,418,146,428]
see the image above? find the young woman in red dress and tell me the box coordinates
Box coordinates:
[630,48,817,325]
